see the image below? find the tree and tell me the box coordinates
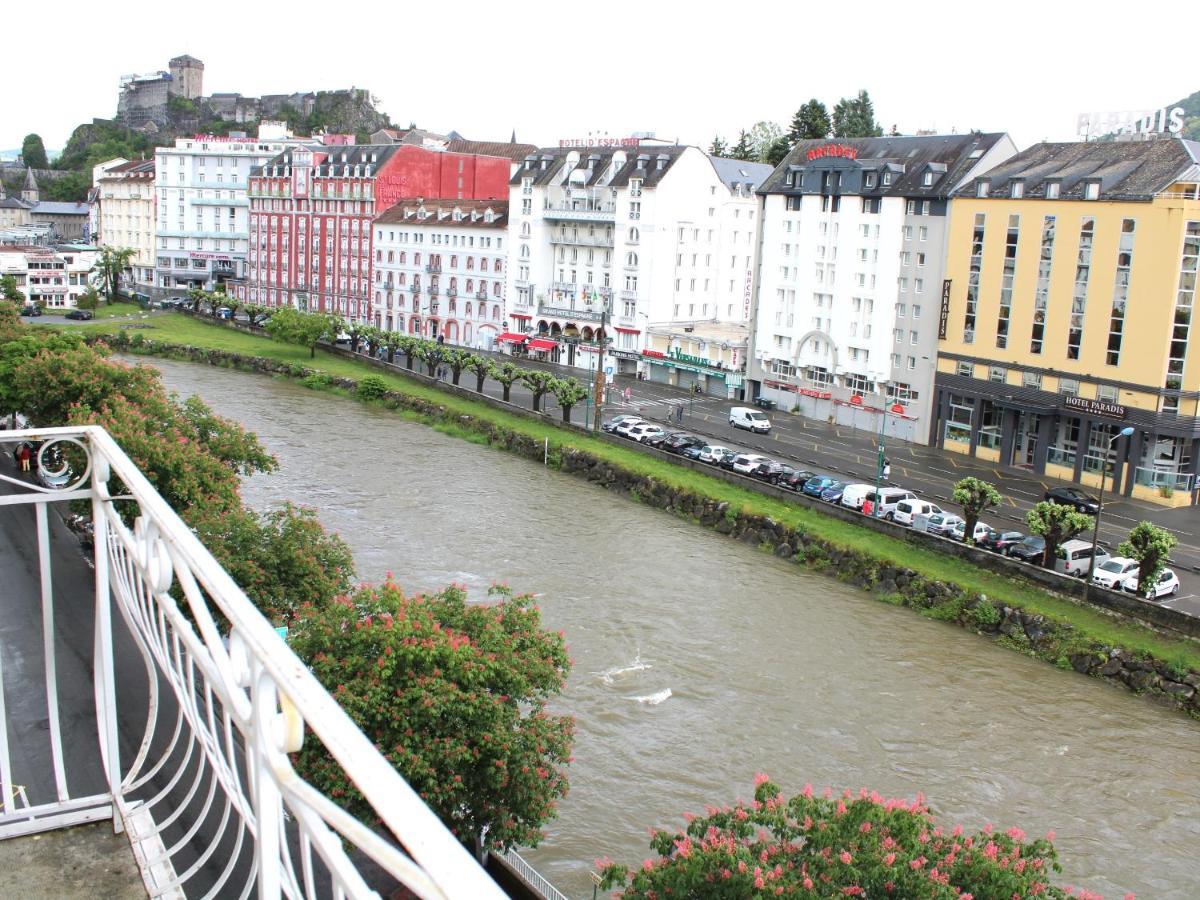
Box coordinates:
[464,353,491,393]
[1118,521,1178,596]
[746,121,784,163]
[21,134,49,170]
[243,303,268,326]
[381,331,402,365]
[764,136,792,167]
[708,135,728,157]
[265,307,337,358]
[0,274,24,303]
[490,361,522,403]
[832,89,884,138]
[396,335,420,370]
[416,340,445,377]
[789,99,832,141]
[728,130,755,161]
[93,246,136,303]
[599,776,1078,898]
[289,582,573,860]
[444,349,472,386]
[551,377,589,424]
[520,369,556,412]
[362,325,383,358]
[5,343,159,425]
[1027,501,1094,569]
[952,477,1002,545]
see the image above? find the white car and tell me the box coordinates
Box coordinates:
[614,418,647,437]
[1091,556,1140,590]
[698,444,733,464]
[731,454,772,475]
[603,414,642,433]
[627,423,665,443]
[893,499,942,527]
[1121,567,1180,600]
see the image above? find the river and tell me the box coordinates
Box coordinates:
[141,357,1200,898]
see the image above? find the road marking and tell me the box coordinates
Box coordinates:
[947,457,960,469]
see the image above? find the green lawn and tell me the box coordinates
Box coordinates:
[83,313,1200,671]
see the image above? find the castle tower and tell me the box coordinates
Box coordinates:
[21,168,39,204]
[168,55,204,100]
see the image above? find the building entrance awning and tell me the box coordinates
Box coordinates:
[496,332,527,344]
[527,338,558,352]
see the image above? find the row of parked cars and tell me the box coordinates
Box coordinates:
[602,414,1179,601]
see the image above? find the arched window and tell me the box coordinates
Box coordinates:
[414,252,422,265]
[399,251,406,264]
[450,277,458,290]
[626,251,638,267]
[628,226,639,242]
[493,282,501,297]
[465,302,473,318]
[493,259,502,272]
[450,255,457,268]
[467,257,475,270]
[466,279,474,293]
[520,245,530,259]
[492,304,500,320]
[465,323,473,344]
[398,273,406,285]
[521,222,530,236]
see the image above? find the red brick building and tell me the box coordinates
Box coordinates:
[238,143,510,321]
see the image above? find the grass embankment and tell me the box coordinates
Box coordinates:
[84,313,1200,672]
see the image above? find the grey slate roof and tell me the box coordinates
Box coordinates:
[957,138,1200,202]
[708,157,773,192]
[759,133,1009,198]
[33,202,88,216]
[510,145,689,189]
[374,198,509,229]
[252,143,400,177]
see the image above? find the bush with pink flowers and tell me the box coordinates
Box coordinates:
[599,776,1124,899]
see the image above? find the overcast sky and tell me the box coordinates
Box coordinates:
[5,0,1196,156]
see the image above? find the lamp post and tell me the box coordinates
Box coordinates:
[871,380,896,517]
[1086,425,1137,592]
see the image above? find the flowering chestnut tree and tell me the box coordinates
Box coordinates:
[599,776,1119,899]
[289,582,574,861]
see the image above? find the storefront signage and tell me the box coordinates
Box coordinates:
[557,137,641,148]
[189,251,235,261]
[763,380,832,399]
[669,349,712,367]
[642,349,665,358]
[938,279,952,339]
[1076,107,1185,138]
[608,349,640,361]
[806,144,859,162]
[1064,395,1127,420]
[743,269,753,319]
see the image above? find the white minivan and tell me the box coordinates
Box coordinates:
[729,407,772,433]
[839,484,875,511]
[1054,539,1110,577]
[872,487,918,519]
[893,499,942,527]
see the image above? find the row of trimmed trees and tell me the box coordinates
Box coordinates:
[952,476,1177,590]
[257,307,597,424]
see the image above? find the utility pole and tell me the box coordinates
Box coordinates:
[594,307,609,431]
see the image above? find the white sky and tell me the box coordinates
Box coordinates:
[5,0,1196,155]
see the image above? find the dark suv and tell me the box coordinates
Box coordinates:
[780,470,816,491]
[1044,486,1100,515]
[1007,535,1047,563]
[979,530,1025,554]
[662,433,703,455]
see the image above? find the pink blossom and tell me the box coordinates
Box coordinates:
[1006,826,1026,842]
[883,852,896,867]
[839,851,852,865]
[1045,830,1056,842]
[859,822,872,833]
[803,878,814,890]
[754,772,771,787]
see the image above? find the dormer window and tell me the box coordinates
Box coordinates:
[922,171,934,187]
[1045,181,1061,200]
[865,173,877,189]
[1084,181,1100,200]
[453,208,463,221]
[1011,180,1024,199]
[484,210,494,223]
[976,179,990,198]
[882,172,892,186]
[785,173,794,186]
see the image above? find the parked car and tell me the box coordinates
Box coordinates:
[1007,534,1047,563]
[871,488,918,520]
[680,444,705,460]
[716,450,740,471]
[1044,486,1100,515]
[819,481,847,503]
[893,499,942,527]
[839,484,875,511]
[216,306,234,320]
[19,305,42,317]
[801,475,839,498]
[924,513,965,537]
[750,461,791,484]
[603,414,641,433]
[662,434,703,455]
[1091,556,1140,590]
[642,430,670,448]
[64,309,94,320]
[979,530,1025,554]
[1053,539,1110,577]
[614,418,647,437]
[1121,567,1180,600]
[780,469,816,491]
[728,407,772,433]
[697,444,733,465]
[950,520,994,543]
[732,454,772,475]
[627,423,665,443]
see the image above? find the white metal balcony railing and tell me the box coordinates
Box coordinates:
[0,426,506,900]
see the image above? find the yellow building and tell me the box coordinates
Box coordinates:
[934,138,1200,505]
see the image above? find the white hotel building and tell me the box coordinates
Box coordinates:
[153,122,306,298]
[506,144,770,382]
[748,133,1014,442]
[94,158,156,293]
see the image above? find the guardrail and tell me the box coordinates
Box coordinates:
[500,849,569,900]
[0,426,505,899]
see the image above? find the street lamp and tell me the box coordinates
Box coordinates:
[872,379,901,517]
[1086,425,1137,591]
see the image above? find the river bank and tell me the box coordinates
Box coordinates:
[92,320,1200,717]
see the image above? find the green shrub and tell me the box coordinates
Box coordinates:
[970,599,1001,630]
[356,375,389,400]
[300,373,333,389]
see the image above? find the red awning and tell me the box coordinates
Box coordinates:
[510,311,532,319]
[614,326,640,334]
[496,332,527,344]
[527,338,558,352]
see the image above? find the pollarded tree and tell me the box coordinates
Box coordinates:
[345,320,367,354]
[243,303,268,325]
[444,348,473,386]
[1118,521,1179,595]
[289,582,574,861]
[264,307,338,358]
[551,377,589,424]
[396,335,420,370]
[464,353,492,393]
[952,476,1002,544]
[599,776,1079,898]
[1027,501,1094,568]
[520,368,557,412]
[416,340,445,377]
[490,360,522,403]
[381,330,402,364]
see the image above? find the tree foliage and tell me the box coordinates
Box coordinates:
[764,136,792,167]
[21,134,49,170]
[789,100,832,141]
[1026,501,1094,568]
[551,377,589,424]
[1118,521,1178,594]
[600,776,1082,898]
[0,274,24,303]
[708,135,728,157]
[746,121,784,163]
[728,130,755,161]
[289,582,574,858]
[93,246,136,302]
[832,90,884,138]
[519,368,557,412]
[952,477,1002,545]
[490,360,522,403]
[265,307,338,358]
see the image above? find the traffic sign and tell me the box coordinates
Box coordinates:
[604,366,614,376]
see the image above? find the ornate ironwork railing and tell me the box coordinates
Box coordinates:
[0,426,506,899]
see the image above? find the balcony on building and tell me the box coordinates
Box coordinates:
[542,200,616,222]
[548,231,614,248]
[425,262,442,274]
[446,287,458,298]
[426,283,440,296]
[0,425,519,900]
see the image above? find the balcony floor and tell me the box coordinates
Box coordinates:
[0,822,145,898]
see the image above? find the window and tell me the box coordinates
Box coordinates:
[962,213,985,343]
[918,226,928,242]
[945,394,974,445]
[956,361,973,378]
[1011,180,1024,199]
[1084,182,1100,201]
[912,304,921,318]
[896,302,906,318]
[1106,219,1136,366]
[1164,221,1200,413]
[989,366,1007,383]
[1058,378,1079,396]
[1067,218,1095,359]
[995,214,1020,349]
[914,278,924,293]
[1097,384,1119,403]
[1023,370,1042,389]
[1045,181,1061,200]
[976,180,990,198]
[1030,216,1056,354]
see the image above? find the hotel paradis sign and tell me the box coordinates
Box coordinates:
[938,279,952,339]
[806,144,859,162]
[1064,395,1128,420]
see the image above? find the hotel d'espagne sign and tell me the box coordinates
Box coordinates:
[1064,394,1128,420]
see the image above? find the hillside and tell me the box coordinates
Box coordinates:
[1170,88,1200,140]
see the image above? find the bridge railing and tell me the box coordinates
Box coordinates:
[0,425,506,899]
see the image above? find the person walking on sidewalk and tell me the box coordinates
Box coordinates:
[16,443,32,473]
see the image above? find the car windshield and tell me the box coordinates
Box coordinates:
[748,412,766,421]
[1098,560,1125,573]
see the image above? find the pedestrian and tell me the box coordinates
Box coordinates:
[862,497,874,517]
[676,403,684,424]
[883,458,891,481]
[16,443,32,473]
[624,386,632,403]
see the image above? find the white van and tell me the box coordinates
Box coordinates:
[729,407,772,433]
[873,488,918,519]
[1054,540,1110,577]
[893,499,942,527]
[839,484,875,510]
